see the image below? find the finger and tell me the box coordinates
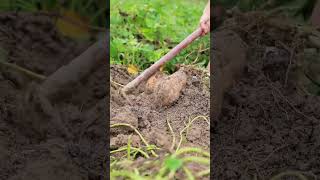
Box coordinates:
[200,22,206,30]
[200,15,209,23]
[200,22,206,36]
[202,15,210,23]
[205,21,210,34]
[200,23,208,35]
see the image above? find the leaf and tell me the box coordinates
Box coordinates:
[127,64,139,75]
[110,42,117,58]
[164,156,183,172]
[56,9,91,40]
[140,28,155,41]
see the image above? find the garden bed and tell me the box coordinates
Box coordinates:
[110,65,210,179]
[212,11,320,179]
[0,12,107,180]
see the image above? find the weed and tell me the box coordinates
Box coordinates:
[110,115,210,180]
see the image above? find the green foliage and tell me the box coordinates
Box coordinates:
[110,0,210,72]
[110,116,210,179]
[164,156,183,172]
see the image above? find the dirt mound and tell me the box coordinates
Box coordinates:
[0,12,107,179]
[212,12,320,179]
[110,65,210,151]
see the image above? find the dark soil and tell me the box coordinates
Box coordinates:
[110,65,210,151]
[212,12,320,179]
[0,12,107,179]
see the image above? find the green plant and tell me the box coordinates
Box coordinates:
[110,0,210,72]
[110,116,210,180]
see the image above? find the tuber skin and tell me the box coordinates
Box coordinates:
[21,32,108,140]
[40,34,108,101]
[145,71,166,94]
[152,69,187,107]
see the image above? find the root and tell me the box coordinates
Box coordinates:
[111,79,124,87]
[181,156,209,165]
[183,167,195,180]
[270,171,309,180]
[0,61,46,81]
[196,169,210,177]
[111,123,158,157]
[111,146,150,159]
[166,118,176,151]
[176,115,209,152]
[175,147,209,157]
[110,170,144,179]
[111,115,210,179]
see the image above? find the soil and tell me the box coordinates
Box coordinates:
[0,12,107,179]
[110,65,210,151]
[212,12,320,179]
[2,10,320,180]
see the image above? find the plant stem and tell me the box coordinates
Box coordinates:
[111,123,158,157]
[0,61,46,81]
[270,171,308,180]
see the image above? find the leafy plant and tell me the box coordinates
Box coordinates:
[110,0,210,72]
[110,116,210,180]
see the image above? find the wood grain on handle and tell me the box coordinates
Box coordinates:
[122,28,203,94]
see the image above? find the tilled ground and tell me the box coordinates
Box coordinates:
[212,12,320,179]
[110,64,210,153]
[110,64,210,179]
[0,12,107,180]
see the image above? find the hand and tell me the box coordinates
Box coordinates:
[199,1,210,36]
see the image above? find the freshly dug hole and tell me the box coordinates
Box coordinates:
[110,65,210,151]
[0,12,107,179]
[211,30,248,119]
[212,11,320,180]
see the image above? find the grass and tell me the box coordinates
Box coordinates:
[110,0,210,73]
[110,115,210,180]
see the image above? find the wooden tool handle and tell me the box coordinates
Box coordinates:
[122,28,203,94]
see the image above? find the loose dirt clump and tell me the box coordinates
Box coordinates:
[110,65,210,151]
[212,12,320,179]
[0,12,107,180]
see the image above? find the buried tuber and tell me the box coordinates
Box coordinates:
[145,68,187,107]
